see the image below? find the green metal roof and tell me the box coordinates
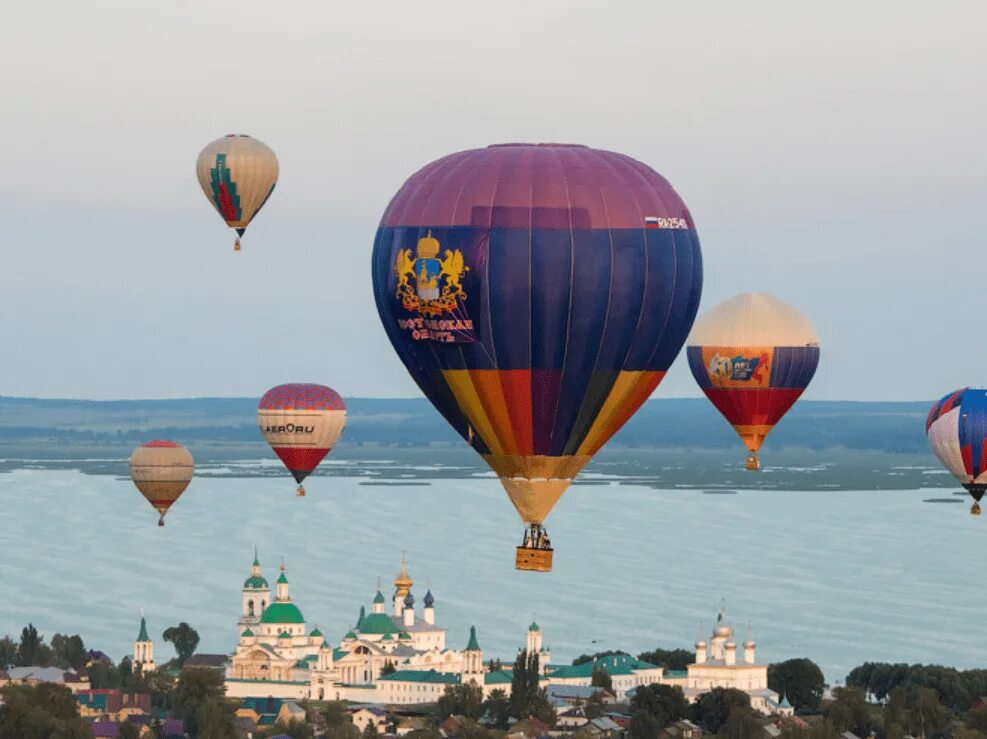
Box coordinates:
[465,625,480,651]
[241,628,254,638]
[358,613,396,635]
[379,669,461,685]
[547,654,658,679]
[244,575,269,589]
[398,631,411,640]
[529,621,540,632]
[260,602,305,624]
[137,616,149,642]
[382,633,394,642]
[485,670,513,685]
[333,648,349,661]
[277,571,289,585]
[279,631,292,639]
[310,627,323,637]
[373,591,386,604]
[344,631,356,640]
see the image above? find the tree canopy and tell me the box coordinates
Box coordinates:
[769,658,826,712]
[0,683,89,739]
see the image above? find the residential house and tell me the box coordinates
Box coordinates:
[350,705,390,734]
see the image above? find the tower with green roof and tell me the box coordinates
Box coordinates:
[133,612,155,672]
[462,625,483,683]
[526,618,550,668]
[239,546,271,636]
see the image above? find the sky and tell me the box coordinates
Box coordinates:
[1,1,984,401]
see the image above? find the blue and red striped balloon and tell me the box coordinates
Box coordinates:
[927,387,987,514]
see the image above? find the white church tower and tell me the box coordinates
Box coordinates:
[526,621,551,670]
[133,613,155,673]
[462,625,484,685]
[239,547,270,636]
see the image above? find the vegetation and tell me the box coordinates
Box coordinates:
[509,649,556,727]
[482,688,511,730]
[436,682,484,721]
[628,683,690,737]
[0,683,89,739]
[847,661,987,713]
[768,658,826,711]
[638,647,695,672]
[590,662,613,692]
[162,621,200,666]
[172,666,235,738]
[693,687,754,733]
[572,650,628,666]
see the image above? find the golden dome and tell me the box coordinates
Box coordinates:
[416,230,440,259]
[394,555,413,598]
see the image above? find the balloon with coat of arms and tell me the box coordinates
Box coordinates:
[371,143,703,571]
[257,384,347,497]
[195,134,279,251]
[129,440,194,526]
[926,387,987,516]
[687,293,820,471]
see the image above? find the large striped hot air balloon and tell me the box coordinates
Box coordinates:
[926,388,987,515]
[371,143,703,571]
[687,293,819,471]
[196,134,278,251]
[129,440,194,526]
[258,384,347,497]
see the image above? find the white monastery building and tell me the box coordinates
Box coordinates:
[214,553,786,714]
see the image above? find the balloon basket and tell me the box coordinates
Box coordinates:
[516,546,553,572]
[972,502,981,516]
[745,452,760,471]
[233,239,241,252]
[296,485,306,498]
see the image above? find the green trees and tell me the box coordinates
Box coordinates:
[162,622,200,666]
[768,658,826,712]
[590,663,613,692]
[49,634,87,670]
[0,683,89,739]
[258,719,315,738]
[172,666,233,737]
[0,637,15,667]
[436,682,484,721]
[14,624,53,667]
[508,649,555,727]
[322,702,360,739]
[638,648,695,671]
[907,687,952,739]
[381,660,396,676]
[117,722,141,739]
[629,683,689,728]
[693,688,753,733]
[482,688,511,730]
[846,661,987,713]
[823,687,871,737]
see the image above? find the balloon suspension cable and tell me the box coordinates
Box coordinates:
[234,236,241,251]
[296,484,306,498]
[972,501,981,516]
[520,523,551,550]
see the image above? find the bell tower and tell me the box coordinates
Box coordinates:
[239,547,270,636]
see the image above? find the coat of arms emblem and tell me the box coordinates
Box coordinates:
[395,231,469,317]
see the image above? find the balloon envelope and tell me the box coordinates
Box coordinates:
[258,384,347,493]
[129,440,194,525]
[687,293,819,464]
[196,134,278,245]
[372,143,703,526]
[927,387,987,509]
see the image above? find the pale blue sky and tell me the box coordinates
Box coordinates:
[1,1,984,400]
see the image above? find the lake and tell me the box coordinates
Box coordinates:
[0,462,981,683]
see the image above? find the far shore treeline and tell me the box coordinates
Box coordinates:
[0,396,932,454]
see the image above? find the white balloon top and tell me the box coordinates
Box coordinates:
[688,293,819,346]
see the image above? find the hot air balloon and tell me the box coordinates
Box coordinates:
[129,440,194,526]
[195,134,278,251]
[258,384,347,497]
[687,293,819,471]
[926,387,987,515]
[371,143,703,571]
